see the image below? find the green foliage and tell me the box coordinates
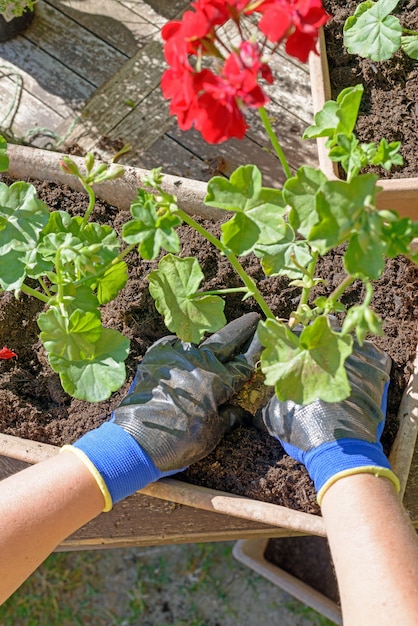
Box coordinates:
[2,67,418,410]
[148,255,226,343]
[0,0,35,20]
[304,85,403,181]
[134,81,417,404]
[0,146,130,402]
[344,0,418,62]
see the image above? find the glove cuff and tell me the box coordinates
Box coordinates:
[317,466,400,506]
[302,439,400,506]
[62,421,167,511]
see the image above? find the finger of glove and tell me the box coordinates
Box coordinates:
[218,403,253,434]
[200,312,260,363]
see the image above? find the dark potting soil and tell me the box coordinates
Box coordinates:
[0,180,417,515]
[264,535,340,605]
[321,0,418,179]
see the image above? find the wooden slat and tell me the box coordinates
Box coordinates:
[60,39,169,154]
[135,134,219,182]
[0,74,64,146]
[25,1,127,87]
[0,38,93,118]
[46,0,161,56]
[120,0,190,25]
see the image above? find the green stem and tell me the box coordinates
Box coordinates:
[20,283,49,303]
[258,106,292,180]
[81,181,96,227]
[363,280,374,307]
[117,242,137,262]
[189,287,248,298]
[328,274,355,306]
[298,251,319,309]
[402,28,418,36]
[38,277,52,298]
[176,207,276,320]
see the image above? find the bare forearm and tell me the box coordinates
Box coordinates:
[0,452,104,604]
[321,474,418,626]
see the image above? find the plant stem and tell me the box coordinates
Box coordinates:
[38,277,52,298]
[298,251,319,309]
[81,182,96,227]
[328,274,355,305]
[20,283,49,304]
[258,106,292,180]
[188,287,248,298]
[117,243,137,262]
[402,28,418,36]
[176,207,276,320]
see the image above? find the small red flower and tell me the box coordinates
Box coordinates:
[0,347,17,360]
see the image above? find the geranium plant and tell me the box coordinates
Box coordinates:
[0,148,132,402]
[0,0,36,21]
[344,0,418,62]
[128,0,418,404]
[1,0,417,407]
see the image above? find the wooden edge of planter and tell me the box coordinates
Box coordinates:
[5,144,222,221]
[309,30,418,220]
[389,346,418,498]
[232,538,342,625]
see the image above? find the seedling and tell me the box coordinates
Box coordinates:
[344,0,418,62]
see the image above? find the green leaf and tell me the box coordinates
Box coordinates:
[342,304,384,345]
[303,101,341,139]
[205,165,263,210]
[0,182,49,291]
[48,284,100,316]
[122,188,181,260]
[0,182,49,253]
[255,225,313,279]
[38,307,103,361]
[380,213,418,257]
[49,328,130,402]
[344,232,386,279]
[206,165,286,246]
[344,0,402,62]
[95,261,128,304]
[258,317,353,404]
[401,35,418,59]
[0,135,8,172]
[285,166,327,238]
[308,174,380,254]
[148,255,226,343]
[221,212,260,255]
[303,85,364,141]
[372,138,403,170]
[0,249,30,291]
[328,134,365,179]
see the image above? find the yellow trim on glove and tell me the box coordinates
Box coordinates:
[317,466,401,507]
[61,445,113,512]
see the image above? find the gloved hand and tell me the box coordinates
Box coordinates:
[257,338,400,505]
[62,312,260,511]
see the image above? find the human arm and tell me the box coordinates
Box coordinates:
[321,473,418,626]
[258,337,418,625]
[0,451,103,605]
[0,313,260,605]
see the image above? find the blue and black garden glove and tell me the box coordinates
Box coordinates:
[62,312,260,511]
[257,338,400,505]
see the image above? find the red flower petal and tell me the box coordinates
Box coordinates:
[0,347,17,360]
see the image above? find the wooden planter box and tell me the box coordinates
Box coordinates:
[309,30,418,221]
[1,145,418,550]
[233,537,342,625]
